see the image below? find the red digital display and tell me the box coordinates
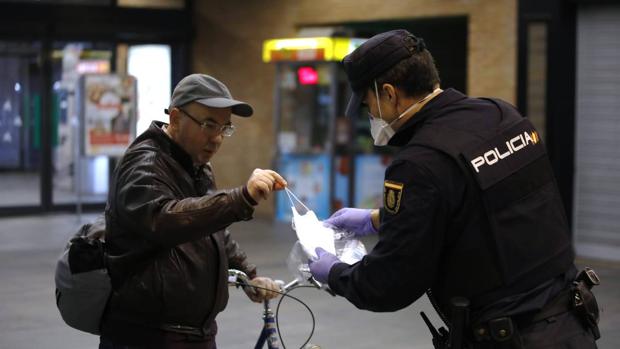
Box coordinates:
[297,66,318,85]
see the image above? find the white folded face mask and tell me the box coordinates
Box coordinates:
[285,187,336,259]
[285,188,367,271]
[291,206,336,259]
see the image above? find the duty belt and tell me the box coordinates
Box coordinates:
[472,267,601,343]
[472,288,572,342]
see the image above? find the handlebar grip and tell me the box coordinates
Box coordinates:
[228,269,250,287]
[275,279,285,292]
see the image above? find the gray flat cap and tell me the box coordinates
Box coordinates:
[166,74,253,117]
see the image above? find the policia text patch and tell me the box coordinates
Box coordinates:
[462,119,546,190]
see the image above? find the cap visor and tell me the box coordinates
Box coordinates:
[195,97,254,117]
[345,91,364,118]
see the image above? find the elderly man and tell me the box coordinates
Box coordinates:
[101,74,286,349]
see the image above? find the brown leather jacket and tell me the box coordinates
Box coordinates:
[102,121,257,339]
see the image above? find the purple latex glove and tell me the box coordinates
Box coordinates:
[309,247,342,284]
[323,208,378,236]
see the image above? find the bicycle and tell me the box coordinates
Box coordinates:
[227,269,324,349]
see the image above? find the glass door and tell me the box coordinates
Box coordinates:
[0,41,42,208]
[51,41,115,206]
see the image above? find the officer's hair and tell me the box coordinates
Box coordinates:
[375,49,440,98]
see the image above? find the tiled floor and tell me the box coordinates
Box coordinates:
[0,213,618,348]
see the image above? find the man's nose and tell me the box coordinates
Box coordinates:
[209,133,224,144]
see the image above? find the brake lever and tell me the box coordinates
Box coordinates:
[308,276,336,297]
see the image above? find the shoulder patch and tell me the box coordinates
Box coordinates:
[384,180,404,214]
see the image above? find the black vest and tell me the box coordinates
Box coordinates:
[406,97,573,306]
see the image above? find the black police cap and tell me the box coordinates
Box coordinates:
[342,29,426,117]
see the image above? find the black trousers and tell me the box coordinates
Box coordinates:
[99,335,216,349]
[99,322,217,349]
[472,311,597,349]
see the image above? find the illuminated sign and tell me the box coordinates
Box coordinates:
[263,37,366,63]
[297,66,318,85]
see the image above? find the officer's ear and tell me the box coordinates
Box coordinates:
[381,83,398,106]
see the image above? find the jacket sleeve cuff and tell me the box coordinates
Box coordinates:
[230,186,255,220]
[245,264,258,279]
[327,262,349,295]
[242,185,258,206]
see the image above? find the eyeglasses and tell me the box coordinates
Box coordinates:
[178,108,235,137]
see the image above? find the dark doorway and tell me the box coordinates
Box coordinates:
[341,16,468,93]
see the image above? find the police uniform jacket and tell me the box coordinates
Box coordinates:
[327,89,574,320]
[102,121,257,342]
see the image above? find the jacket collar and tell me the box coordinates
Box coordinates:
[141,121,198,176]
[388,88,468,147]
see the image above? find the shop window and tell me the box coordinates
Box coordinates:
[52,43,114,205]
[0,41,41,207]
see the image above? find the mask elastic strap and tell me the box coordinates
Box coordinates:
[286,187,312,231]
[374,80,383,120]
[285,187,310,214]
[389,87,443,127]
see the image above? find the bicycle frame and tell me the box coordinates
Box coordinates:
[254,298,280,349]
[229,270,314,349]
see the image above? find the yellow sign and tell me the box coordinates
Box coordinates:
[262,37,366,62]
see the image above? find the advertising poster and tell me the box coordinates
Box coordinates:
[275,154,331,222]
[80,74,137,157]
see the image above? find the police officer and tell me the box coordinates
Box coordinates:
[308,30,599,348]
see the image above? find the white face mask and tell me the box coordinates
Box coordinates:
[368,80,440,146]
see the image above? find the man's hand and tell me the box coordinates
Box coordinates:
[246,169,287,202]
[323,208,379,236]
[309,247,343,284]
[245,276,281,303]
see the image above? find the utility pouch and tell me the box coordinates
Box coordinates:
[488,317,515,342]
[571,268,601,339]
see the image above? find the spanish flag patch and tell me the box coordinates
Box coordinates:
[384,180,404,214]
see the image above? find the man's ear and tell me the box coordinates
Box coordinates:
[168,107,181,127]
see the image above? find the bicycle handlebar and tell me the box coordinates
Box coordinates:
[228,269,336,300]
[228,269,307,293]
